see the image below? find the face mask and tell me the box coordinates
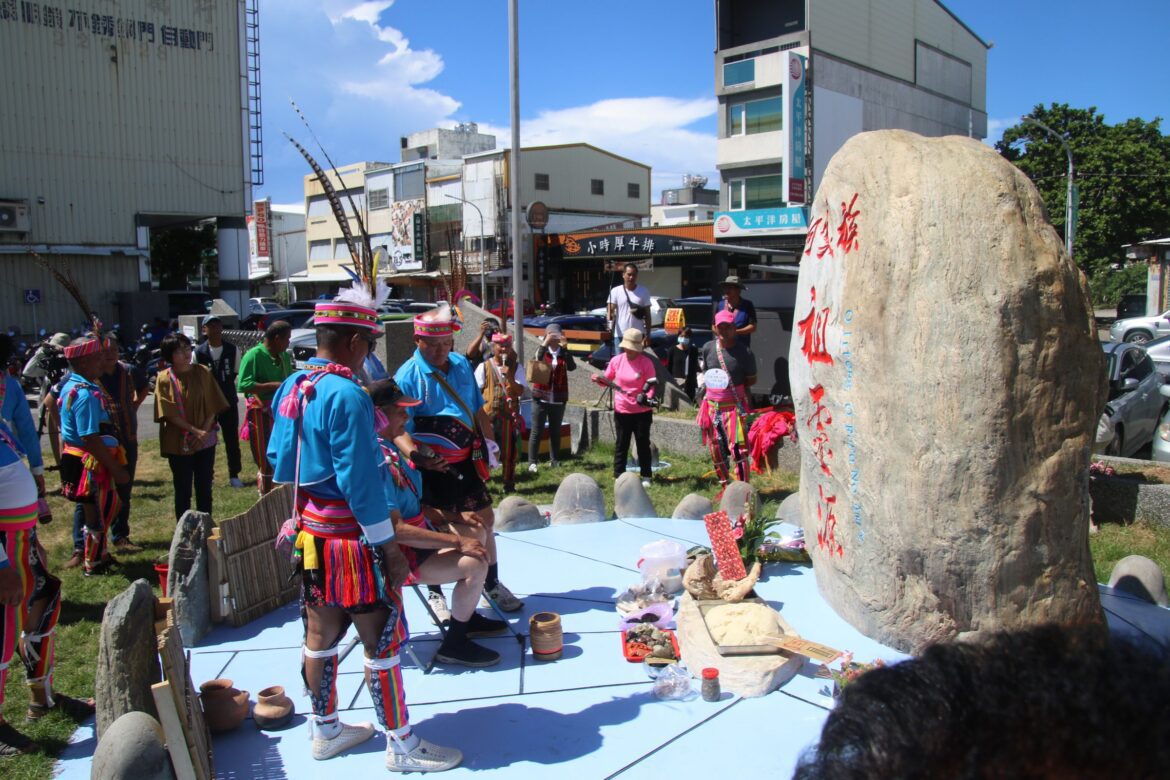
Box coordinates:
[678,338,690,347]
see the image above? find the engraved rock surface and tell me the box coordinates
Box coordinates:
[789,130,1105,653]
[168,510,213,647]
[551,473,607,525]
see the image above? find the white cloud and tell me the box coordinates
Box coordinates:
[475,97,719,203]
[984,115,1020,145]
[257,6,718,206]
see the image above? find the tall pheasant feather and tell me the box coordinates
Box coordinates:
[287,100,374,293]
[33,252,101,334]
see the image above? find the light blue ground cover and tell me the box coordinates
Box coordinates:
[55,518,1169,779]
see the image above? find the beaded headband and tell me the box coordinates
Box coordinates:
[314,301,380,332]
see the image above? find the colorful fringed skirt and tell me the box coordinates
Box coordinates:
[296,494,384,612]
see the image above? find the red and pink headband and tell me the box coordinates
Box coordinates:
[414,315,461,337]
[63,336,106,359]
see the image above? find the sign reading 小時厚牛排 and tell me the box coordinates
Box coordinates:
[1,2,216,51]
[561,232,706,259]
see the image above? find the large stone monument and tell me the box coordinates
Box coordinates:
[790,130,1105,653]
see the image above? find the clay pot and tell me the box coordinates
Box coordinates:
[253,685,294,730]
[199,678,249,733]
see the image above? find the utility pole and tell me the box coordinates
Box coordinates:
[508,0,523,363]
[1023,115,1077,260]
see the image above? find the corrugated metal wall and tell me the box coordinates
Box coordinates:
[0,254,139,332]
[0,0,247,247]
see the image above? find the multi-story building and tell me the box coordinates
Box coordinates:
[457,143,651,308]
[650,176,720,226]
[0,0,260,329]
[714,0,988,256]
[400,122,496,163]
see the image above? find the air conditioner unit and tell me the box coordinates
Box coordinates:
[0,201,30,233]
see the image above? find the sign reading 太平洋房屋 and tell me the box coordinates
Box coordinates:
[714,207,808,238]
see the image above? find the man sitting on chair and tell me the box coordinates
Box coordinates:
[370,379,507,667]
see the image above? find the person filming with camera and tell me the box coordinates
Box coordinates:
[606,263,652,348]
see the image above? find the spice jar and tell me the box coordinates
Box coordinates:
[701,667,721,702]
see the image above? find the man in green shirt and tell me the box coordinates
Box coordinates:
[237,320,294,495]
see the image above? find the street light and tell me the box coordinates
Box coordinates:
[1022,115,1077,260]
[445,193,486,304]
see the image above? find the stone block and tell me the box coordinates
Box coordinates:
[496,496,548,532]
[91,711,174,780]
[672,493,714,521]
[1108,555,1169,606]
[168,510,213,647]
[614,472,656,518]
[96,579,161,738]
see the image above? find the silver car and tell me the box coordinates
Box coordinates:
[1095,342,1167,457]
[1109,310,1170,344]
[1153,385,1170,463]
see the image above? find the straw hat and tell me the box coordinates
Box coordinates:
[619,327,645,353]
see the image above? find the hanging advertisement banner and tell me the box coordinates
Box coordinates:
[784,50,808,205]
[248,198,272,276]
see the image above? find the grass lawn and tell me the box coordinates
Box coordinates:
[2,439,1166,778]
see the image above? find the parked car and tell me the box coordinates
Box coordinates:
[290,319,317,368]
[1153,385,1170,463]
[488,299,535,319]
[259,309,315,331]
[588,295,676,328]
[1095,342,1167,457]
[588,326,714,369]
[1108,308,1170,345]
[1140,334,1170,381]
[1117,294,1148,321]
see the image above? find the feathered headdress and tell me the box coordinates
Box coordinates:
[284,100,385,308]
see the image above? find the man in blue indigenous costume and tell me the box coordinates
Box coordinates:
[393,306,524,624]
[268,294,462,772]
[57,335,129,576]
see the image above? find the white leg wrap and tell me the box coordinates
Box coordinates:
[303,644,340,659]
[22,629,52,663]
[364,655,400,671]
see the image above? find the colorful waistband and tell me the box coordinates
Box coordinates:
[0,502,37,531]
[297,493,361,539]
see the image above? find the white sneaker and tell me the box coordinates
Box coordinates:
[528,462,538,474]
[311,720,375,760]
[386,736,463,773]
[229,477,245,488]
[483,581,524,612]
[641,479,652,488]
[426,590,452,625]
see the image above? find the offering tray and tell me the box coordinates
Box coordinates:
[697,598,795,657]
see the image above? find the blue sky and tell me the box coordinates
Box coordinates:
[257,0,1170,209]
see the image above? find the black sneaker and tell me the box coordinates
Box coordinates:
[0,720,33,756]
[466,612,508,638]
[433,637,501,668]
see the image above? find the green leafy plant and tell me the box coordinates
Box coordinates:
[733,495,782,568]
[821,652,885,693]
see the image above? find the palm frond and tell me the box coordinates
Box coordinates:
[33,252,101,333]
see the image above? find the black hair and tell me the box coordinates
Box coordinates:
[315,323,362,350]
[159,332,192,362]
[623,263,638,274]
[793,623,1170,780]
[265,320,292,341]
[367,378,404,408]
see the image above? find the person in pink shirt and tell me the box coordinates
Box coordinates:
[604,328,658,486]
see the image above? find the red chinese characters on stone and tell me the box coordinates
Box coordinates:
[815,484,844,557]
[836,193,860,255]
[806,384,833,475]
[803,216,835,260]
[797,288,833,365]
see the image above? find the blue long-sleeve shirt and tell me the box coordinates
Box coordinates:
[1,375,43,474]
[267,359,394,545]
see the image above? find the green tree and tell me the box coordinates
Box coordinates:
[149,222,217,290]
[996,104,1170,306]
